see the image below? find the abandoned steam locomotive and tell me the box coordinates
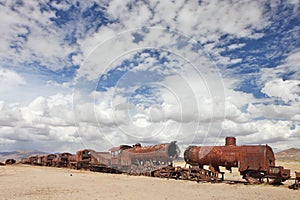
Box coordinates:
[78,141,180,175]
[20,137,294,185]
[184,137,291,184]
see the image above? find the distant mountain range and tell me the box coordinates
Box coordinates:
[0,150,48,162]
[275,148,300,161]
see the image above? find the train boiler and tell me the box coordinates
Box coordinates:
[110,141,180,174]
[184,137,290,183]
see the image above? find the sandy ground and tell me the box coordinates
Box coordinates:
[0,163,299,200]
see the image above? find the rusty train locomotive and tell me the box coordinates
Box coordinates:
[20,137,295,185]
[184,137,291,184]
[73,141,180,175]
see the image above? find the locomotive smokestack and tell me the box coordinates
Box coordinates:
[225,137,236,146]
[167,141,180,159]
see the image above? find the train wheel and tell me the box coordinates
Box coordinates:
[144,161,153,176]
[129,164,139,175]
[180,170,190,180]
[294,182,299,189]
[77,163,83,170]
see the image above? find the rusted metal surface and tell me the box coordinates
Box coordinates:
[296,171,300,179]
[267,166,291,183]
[184,145,240,171]
[37,155,45,166]
[42,154,57,166]
[21,157,31,164]
[69,154,76,162]
[152,166,224,182]
[74,142,180,174]
[29,155,38,165]
[289,171,300,190]
[18,139,294,187]
[52,152,73,167]
[184,137,290,184]
[5,159,16,165]
[110,141,180,174]
[76,149,95,169]
[110,141,180,176]
[88,152,121,173]
[19,142,179,175]
[225,137,236,146]
[76,149,95,162]
[90,152,111,165]
[124,141,179,160]
[51,157,59,167]
[68,154,77,169]
[184,141,275,173]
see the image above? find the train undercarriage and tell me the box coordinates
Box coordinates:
[86,162,291,186]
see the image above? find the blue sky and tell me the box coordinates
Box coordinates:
[0,0,299,153]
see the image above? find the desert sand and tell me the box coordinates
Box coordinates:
[0,162,299,200]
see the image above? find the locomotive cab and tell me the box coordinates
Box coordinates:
[238,145,275,173]
[109,145,132,168]
[76,149,96,169]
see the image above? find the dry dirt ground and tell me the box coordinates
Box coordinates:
[0,163,299,200]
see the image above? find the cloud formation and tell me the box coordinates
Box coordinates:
[0,0,299,152]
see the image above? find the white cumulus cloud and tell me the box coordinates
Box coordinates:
[262,79,300,103]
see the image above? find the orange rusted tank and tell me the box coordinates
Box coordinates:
[184,137,275,171]
[184,137,290,183]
